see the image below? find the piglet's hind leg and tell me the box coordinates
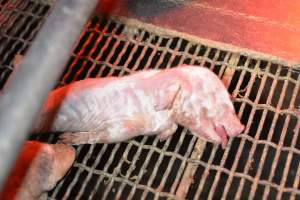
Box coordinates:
[59,131,109,145]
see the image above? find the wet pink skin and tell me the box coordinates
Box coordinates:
[33,65,244,148]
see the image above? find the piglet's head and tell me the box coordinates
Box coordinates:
[155,66,244,148]
[171,67,244,149]
[201,68,244,148]
[185,102,244,149]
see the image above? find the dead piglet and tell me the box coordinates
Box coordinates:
[32,65,244,148]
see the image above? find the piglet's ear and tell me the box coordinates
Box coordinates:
[154,81,181,111]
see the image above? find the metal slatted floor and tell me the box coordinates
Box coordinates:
[0,1,300,199]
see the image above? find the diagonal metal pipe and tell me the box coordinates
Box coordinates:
[0,0,98,189]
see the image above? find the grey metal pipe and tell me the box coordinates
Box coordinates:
[0,0,98,189]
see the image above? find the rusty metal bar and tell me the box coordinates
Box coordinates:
[262,69,297,199]
[221,59,268,199]
[291,122,300,200]
[233,60,269,198]
[176,139,205,198]
[0,0,98,189]
[277,86,299,199]
[60,18,107,86]
[248,64,288,199]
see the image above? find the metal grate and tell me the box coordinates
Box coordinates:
[0,0,51,89]
[1,2,300,199]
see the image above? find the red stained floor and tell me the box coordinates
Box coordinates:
[97,0,300,63]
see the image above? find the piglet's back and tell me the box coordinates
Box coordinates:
[33,77,118,133]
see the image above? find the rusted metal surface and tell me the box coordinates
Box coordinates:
[97,0,300,63]
[1,1,300,199]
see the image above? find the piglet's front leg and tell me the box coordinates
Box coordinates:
[59,111,178,144]
[59,131,108,144]
[157,123,178,141]
[59,114,147,145]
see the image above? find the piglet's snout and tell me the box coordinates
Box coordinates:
[224,116,245,137]
[231,121,245,136]
[214,119,244,149]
